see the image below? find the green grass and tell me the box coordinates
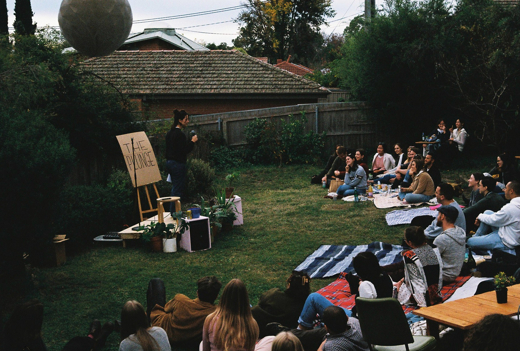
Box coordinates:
[18,163,481,351]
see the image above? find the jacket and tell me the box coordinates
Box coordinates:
[409,171,435,196]
[371,153,395,172]
[477,197,520,249]
[344,165,367,190]
[433,226,466,282]
[463,192,507,230]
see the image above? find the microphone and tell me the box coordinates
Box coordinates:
[190,130,197,137]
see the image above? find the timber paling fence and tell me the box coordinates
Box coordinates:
[188,101,379,154]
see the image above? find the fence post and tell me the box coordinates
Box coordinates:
[315,105,319,133]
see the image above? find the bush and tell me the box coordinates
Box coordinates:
[210,145,247,171]
[244,118,279,164]
[185,159,216,200]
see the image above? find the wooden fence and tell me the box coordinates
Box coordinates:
[188,101,379,153]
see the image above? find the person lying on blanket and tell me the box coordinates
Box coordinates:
[297,252,393,328]
[395,226,442,307]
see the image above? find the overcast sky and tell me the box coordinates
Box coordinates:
[6,0,366,45]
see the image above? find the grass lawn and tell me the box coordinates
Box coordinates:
[21,162,481,351]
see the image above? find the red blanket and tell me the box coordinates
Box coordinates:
[317,272,471,314]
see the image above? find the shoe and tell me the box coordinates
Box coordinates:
[95,322,115,349]
[265,322,291,336]
[88,319,101,339]
[323,195,333,199]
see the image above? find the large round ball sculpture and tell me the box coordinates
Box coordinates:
[58,0,133,57]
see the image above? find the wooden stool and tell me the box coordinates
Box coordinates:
[157,196,181,223]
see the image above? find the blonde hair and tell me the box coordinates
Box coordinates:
[272,332,304,351]
[205,279,259,351]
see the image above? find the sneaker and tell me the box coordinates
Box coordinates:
[265,322,291,336]
[88,319,101,339]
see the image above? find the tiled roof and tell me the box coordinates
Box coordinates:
[275,61,314,76]
[81,50,327,95]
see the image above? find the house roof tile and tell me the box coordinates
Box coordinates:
[81,50,327,96]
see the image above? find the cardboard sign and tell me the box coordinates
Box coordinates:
[116,132,162,187]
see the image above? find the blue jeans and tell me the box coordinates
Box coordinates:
[376,174,396,184]
[398,192,432,203]
[298,293,351,328]
[166,160,186,211]
[337,184,366,198]
[467,210,515,254]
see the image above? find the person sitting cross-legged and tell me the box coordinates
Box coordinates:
[463,177,507,233]
[398,157,435,204]
[336,154,367,198]
[467,180,520,255]
[149,276,222,347]
[433,205,466,284]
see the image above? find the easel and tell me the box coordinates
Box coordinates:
[137,182,161,222]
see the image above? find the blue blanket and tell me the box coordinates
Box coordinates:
[295,241,403,278]
[385,207,438,226]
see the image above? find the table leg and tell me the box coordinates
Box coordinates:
[426,320,440,338]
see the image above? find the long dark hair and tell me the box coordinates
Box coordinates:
[285,270,311,302]
[346,153,359,173]
[172,109,188,128]
[120,300,158,351]
[353,252,383,282]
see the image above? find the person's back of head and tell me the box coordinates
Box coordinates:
[405,226,427,248]
[438,183,455,200]
[353,252,382,282]
[472,173,484,184]
[464,314,520,351]
[272,332,304,351]
[322,306,349,335]
[286,270,311,301]
[197,276,222,304]
[3,299,44,351]
[337,146,347,156]
[481,177,496,193]
[121,300,158,351]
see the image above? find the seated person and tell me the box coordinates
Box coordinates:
[463,177,507,233]
[449,118,468,152]
[423,119,449,155]
[314,145,344,184]
[319,306,369,351]
[149,276,222,345]
[422,183,466,240]
[390,147,421,188]
[398,157,435,203]
[433,206,466,283]
[467,181,520,255]
[252,271,310,338]
[489,153,519,189]
[462,173,484,207]
[355,149,369,177]
[374,143,405,184]
[395,226,442,307]
[322,146,347,186]
[371,142,395,177]
[463,314,520,351]
[424,152,441,189]
[272,332,304,351]
[337,154,367,198]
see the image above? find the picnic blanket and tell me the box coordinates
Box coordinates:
[317,272,471,314]
[385,207,438,226]
[373,193,427,209]
[294,242,403,279]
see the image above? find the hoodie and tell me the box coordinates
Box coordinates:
[477,197,520,249]
[433,226,466,282]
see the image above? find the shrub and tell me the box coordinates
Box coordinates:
[244,118,280,164]
[185,159,216,200]
[210,145,247,171]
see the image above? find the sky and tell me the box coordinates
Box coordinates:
[6,0,367,46]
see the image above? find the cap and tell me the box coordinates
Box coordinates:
[437,205,458,222]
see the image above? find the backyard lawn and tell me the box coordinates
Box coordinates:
[25,163,476,351]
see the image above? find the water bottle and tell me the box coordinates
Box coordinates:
[422,132,425,141]
[354,187,359,202]
[322,180,327,188]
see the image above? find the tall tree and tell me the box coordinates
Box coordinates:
[234,0,334,65]
[13,0,36,35]
[0,0,7,36]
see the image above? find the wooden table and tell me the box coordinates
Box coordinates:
[413,284,520,338]
[415,141,438,144]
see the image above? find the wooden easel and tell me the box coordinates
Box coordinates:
[137,182,161,222]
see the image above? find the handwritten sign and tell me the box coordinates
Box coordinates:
[116,132,162,187]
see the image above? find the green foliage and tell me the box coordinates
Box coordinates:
[13,0,36,35]
[494,271,515,290]
[225,172,241,187]
[0,0,7,36]
[185,158,216,200]
[209,145,247,171]
[206,42,233,50]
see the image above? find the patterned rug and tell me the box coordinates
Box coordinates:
[295,242,404,279]
[317,273,471,314]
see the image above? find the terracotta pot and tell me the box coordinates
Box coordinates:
[150,236,163,252]
[496,288,508,304]
[211,224,220,243]
[225,187,234,198]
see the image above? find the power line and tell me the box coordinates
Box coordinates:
[132,5,246,24]
[177,20,235,30]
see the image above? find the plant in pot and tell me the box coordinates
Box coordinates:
[166,211,191,253]
[193,197,221,242]
[213,189,238,231]
[139,221,170,252]
[225,172,240,198]
[494,271,515,304]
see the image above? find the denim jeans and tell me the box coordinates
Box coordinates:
[398,192,432,203]
[297,293,351,328]
[376,174,396,184]
[337,185,366,198]
[166,160,186,211]
[467,210,515,254]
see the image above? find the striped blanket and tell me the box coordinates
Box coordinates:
[317,273,471,314]
[295,242,403,279]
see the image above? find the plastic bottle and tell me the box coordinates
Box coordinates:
[368,185,373,198]
[322,180,327,188]
[377,181,381,190]
[354,187,359,202]
[422,132,425,141]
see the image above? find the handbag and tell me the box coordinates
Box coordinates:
[328,179,344,193]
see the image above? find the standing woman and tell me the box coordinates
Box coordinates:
[371,143,395,176]
[336,154,367,198]
[202,279,259,351]
[165,110,198,207]
[120,300,171,351]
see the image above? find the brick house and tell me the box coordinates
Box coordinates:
[274,55,314,77]
[118,28,209,51]
[81,50,329,117]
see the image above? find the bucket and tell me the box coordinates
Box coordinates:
[189,207,201,218]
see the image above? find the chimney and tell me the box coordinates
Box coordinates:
[287,55,291,63]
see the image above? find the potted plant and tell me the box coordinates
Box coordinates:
[165,211,190,252]
[139,221,169,252]
[225,172,240,198]
[193,197,221,243]
[494,271,515,303]
[138,214,189,253]
[213,189,238,231]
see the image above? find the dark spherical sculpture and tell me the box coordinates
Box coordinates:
[58,0,133,57]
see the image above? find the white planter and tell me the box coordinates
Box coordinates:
[163,238,177,253]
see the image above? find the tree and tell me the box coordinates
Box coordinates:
[13,0,36,35]
[234,0,335,65]
[0,0,7,36]
[206,42,233,50]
